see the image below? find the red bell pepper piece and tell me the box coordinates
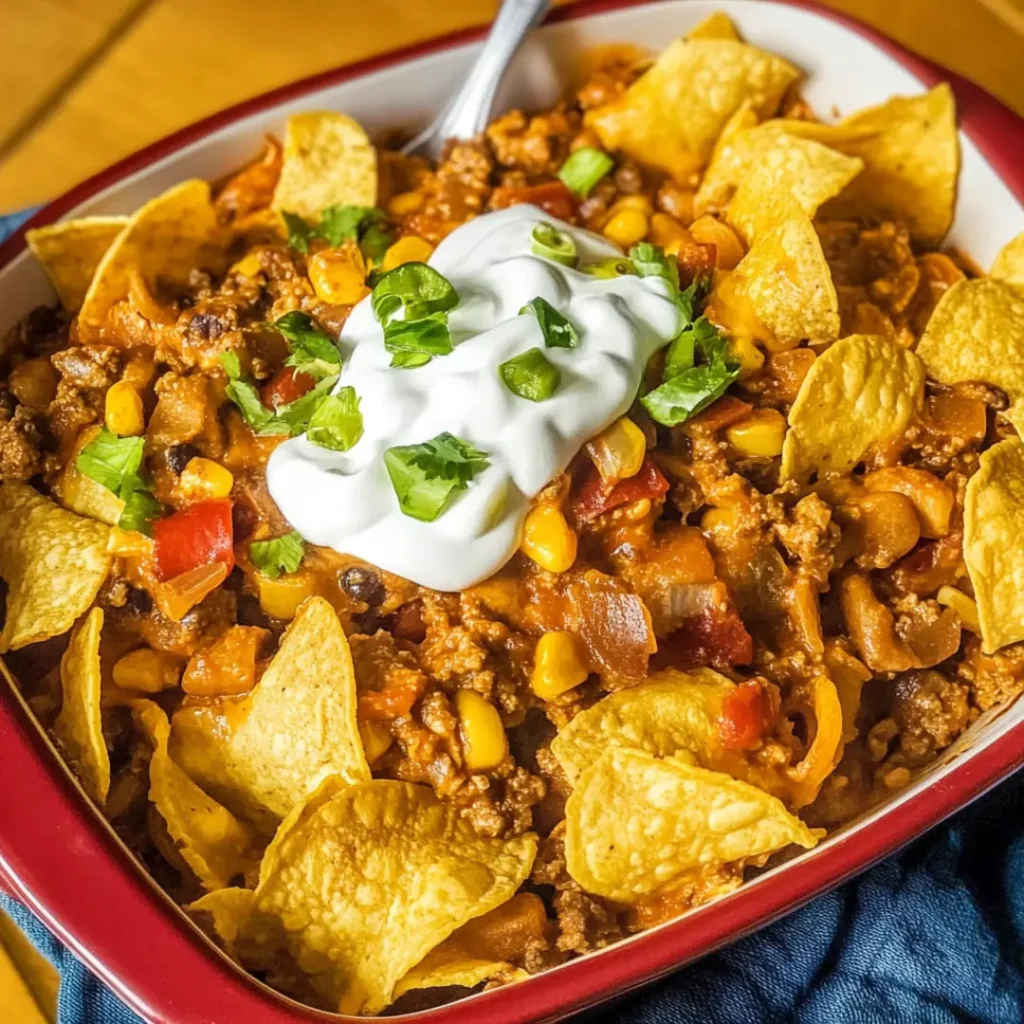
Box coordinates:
[717,679,777,751]
[260,367,316,410]
[490,181,578,222]
[153,499,235,582]
[573,456,670,522]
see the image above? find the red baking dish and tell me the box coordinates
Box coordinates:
[1,2,1024,1021]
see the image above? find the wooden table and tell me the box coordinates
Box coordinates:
[1,0,1024,212]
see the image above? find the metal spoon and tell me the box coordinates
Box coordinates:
[402,0,552,160]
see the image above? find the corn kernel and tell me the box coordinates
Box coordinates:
[648,213,691,248]
[180,457,234,500]
[531,632,589,700]
[9,357,58,411]
[387,190,425,218]
[455,689,508,771]
[308,243,369,305]
[229,251,263,277]
[104,381,145,436]
[689,215,745,270]
[603,208,649,249]
[726,409,787,457]
[936,585,980,634]
[609,194,654,216]
[380,235,435,272]
[358,720,394,765]
[586,416,646,484]
[108,527,153,558]
[113,648,182,693]
[258,572,316,620]
[521,504,577,573]
[728,334,765,378]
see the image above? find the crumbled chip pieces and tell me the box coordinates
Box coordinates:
[991,230,1024,291]
[230,779,536,1013]
[781,334,925,483]
[963,437,1024,653]
[78,180,222,337]
[169,596,370,831]
[132,699,259,891]
[586,37,800,181]
[916,277,1024,433]
[711,184,839,348]
[0,483,111,652]
[272,111,377,218]
[53,608,109,804]
[811,85,959,247]
[25,217,127,311]
[564,748,818,902]
[695,122,863,228]
[551,668,734,784]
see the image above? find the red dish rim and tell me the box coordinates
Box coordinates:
[1,2,1023,1022]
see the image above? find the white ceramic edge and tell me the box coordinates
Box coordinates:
[1,0,1022,960]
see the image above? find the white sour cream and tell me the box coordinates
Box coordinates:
[266,205,681,591]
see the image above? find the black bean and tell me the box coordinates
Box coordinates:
[189,312,224,341]
[165,442,200,475]
[339,566,385,607]
[123,585,153,615]
[236,593,271,629]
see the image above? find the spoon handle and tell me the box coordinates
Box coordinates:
[403,0,551,158]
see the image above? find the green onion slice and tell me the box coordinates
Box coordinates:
[519,297,579,349]
[558,147,614,197]
[499,348,561,402]
[531,222,578,267]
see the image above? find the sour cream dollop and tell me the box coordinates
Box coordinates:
[266,205,682,591]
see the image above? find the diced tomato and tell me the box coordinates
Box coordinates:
[658,605,754,671]
[490,181,578,222]
[573,456,670,522]
[260,367,316,410]
[358,676,425,721]
[676,242,717,286]
[153,499,235,582]
[688,395,752,433]
[718,679,777,751]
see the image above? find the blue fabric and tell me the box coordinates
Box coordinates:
[2,210,1022,1024]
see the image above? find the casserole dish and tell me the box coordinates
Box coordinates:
[1,1,1023,1021]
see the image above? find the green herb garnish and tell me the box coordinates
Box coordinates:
[250,531,305,579]
[306,387,363,452]
[520,297,579,349]
[383,315,452,366]
[371,263,459,325]
[531,222,578,267]
[383,432,489,522]
[557,147,614,197]
[76,429,162,534]
[499,348,561,402]
[274,311,342,381]
[284,204,392,263]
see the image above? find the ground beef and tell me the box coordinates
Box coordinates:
[772,492,838,586]
[0,404,44,480]
[957,638,1024,712]
[890,669,971,764]
[48,344,122,446]
[107,587,235,658]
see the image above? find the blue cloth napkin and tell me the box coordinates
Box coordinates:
[2,209,1022,1024]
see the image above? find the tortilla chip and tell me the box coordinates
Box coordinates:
[25,218,127,311]
[230,779,536,1014]
[132,700,259,890]
[696,122,863,228]
[991,231,1024,291]
[963,437,1024,653]
[551,668,735,784]
[78,180,222,338]
[53,608,109,804]
[711,184,839,347]
[272,111,377,219]
[916,277,1024,433]
[586,38,800,181]
[687,11,740,40]
[393,948,509,1000]
[564,748,818,902]
[813,86,959,247]
[781,333,925,482]
[0,483,111,652]
[169,597,370,832]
